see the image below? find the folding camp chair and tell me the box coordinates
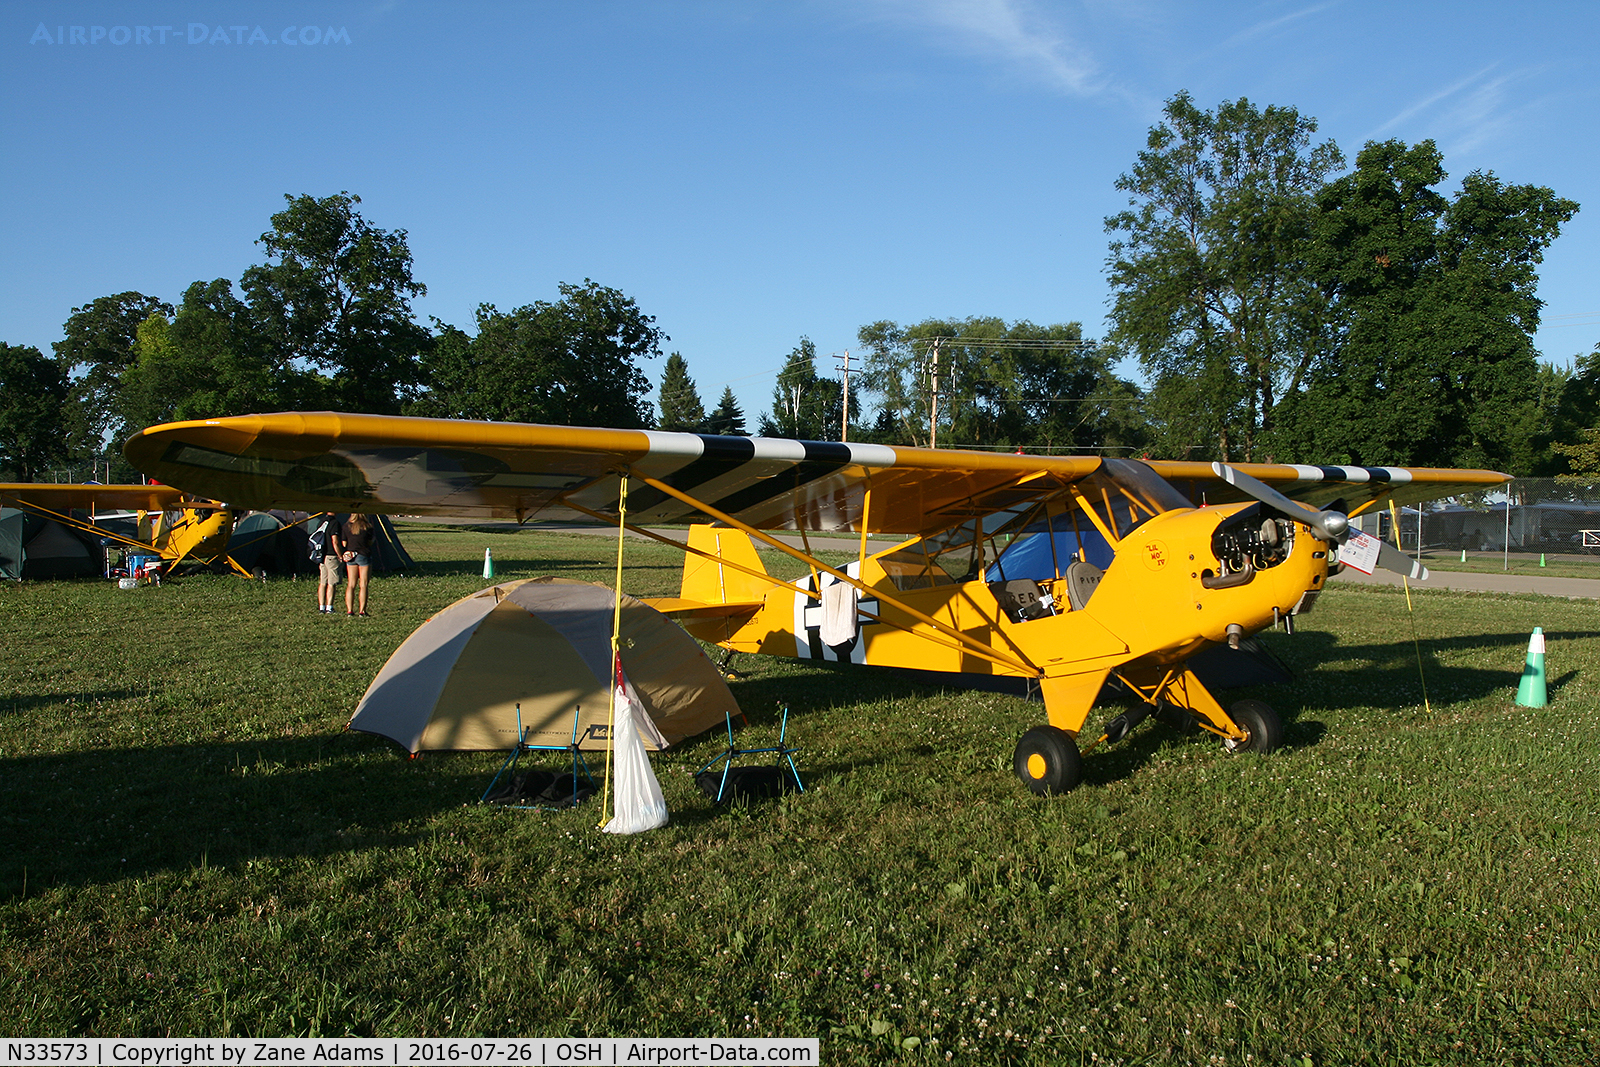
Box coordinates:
[695,704,804,803]
[481,702,596,810]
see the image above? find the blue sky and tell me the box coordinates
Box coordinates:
[3,1,1597,426]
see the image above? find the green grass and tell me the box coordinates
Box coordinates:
[3,524,1599,1064]
[1418,550,1600,580]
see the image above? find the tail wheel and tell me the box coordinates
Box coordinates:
[1222,699,1283,754]
[1013,725,1082,795]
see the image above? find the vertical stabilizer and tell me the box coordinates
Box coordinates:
[681,524,769,605]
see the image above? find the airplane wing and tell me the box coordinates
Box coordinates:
[0,482,221,517]
[1148,460,1508,514]
[122,412,1510,537]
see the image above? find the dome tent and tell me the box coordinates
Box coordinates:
[0,507,103,580]
[348,576,739,754]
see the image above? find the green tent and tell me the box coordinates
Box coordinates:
[0,509,22,580]
[227,511,317,577]
[0,507,103,579]
[301,513,414,574]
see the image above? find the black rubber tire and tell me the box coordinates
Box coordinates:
[1012,725,1083,795]
[1224,699,1283,754]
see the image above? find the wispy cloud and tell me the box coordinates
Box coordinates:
[864,0,1106,97]
[1220,2,1336,48]
[1373,64,1501,136]
[1372,63,1540,154]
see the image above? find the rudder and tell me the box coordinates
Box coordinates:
[682,524,769,605]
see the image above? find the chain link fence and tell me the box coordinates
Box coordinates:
[1355,477,1600,568]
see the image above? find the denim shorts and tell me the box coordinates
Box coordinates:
[349,553,370,567]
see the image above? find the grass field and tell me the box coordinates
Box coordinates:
[3,524,1599,1064]
[1413,550,1600,581]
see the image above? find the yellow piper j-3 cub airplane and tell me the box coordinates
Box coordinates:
[123,411,1508,793]
[0,482,235,575]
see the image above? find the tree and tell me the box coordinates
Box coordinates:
[416,281,662,428]
[53,291,173,452]
[1105,92,1343,461]
[706,386,747,436]
[0,343,68,481]
[242,192,430,414]
[1547,346,1600,478]
[657,353,706,432]
[121,280,322,430]
[1271,139,1577,472]
[857,317,1144,452]
[759,337,845,440]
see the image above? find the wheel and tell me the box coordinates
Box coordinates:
[1012,725,1082,795]
[1222,699,1283,754]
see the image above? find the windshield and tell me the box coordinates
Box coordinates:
[1077,459,1195,541]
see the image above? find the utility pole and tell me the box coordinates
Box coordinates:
[836,350,851,442]
[929,337,941,449]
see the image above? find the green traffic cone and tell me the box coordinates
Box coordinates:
[483,547,495,580]
[1460,548,1467,563]
[1540,553,1547,567]
[1515,627,1547,708]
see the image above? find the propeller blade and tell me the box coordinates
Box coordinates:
[1209,462,1344,541]
[1376,540,1430,581]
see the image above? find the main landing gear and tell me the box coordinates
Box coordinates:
[1012,725,1082,795]
[1011,696,1283,794]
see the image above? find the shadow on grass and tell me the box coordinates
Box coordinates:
[0,733,495,898]
[1263,629,1592,713]
[715,628,1584,792]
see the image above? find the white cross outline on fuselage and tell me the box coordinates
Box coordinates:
[797,580,882,662]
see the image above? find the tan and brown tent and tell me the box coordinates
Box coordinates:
[348,576,739,754]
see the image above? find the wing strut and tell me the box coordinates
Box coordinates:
[629,472,1042,676]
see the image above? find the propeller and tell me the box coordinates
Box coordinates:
[1210,462,1428,581]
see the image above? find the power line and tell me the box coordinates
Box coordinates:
[908,336,1098,349]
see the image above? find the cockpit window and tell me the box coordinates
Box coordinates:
[986,509,1114,583]
[1076,459,1194,541]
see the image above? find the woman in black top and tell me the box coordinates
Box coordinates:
[341,513,376,616]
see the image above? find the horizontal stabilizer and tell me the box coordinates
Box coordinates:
[643,597,763,623]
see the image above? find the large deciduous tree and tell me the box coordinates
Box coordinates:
[1270,139,1577,472]
[1105,92,1343,461]
[416,281,662,428]
[0,343,69,481]
[242,191,430,414]
[53,291,173,451]
[120,280,324,431]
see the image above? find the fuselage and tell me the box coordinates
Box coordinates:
[674,500,1329,735]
